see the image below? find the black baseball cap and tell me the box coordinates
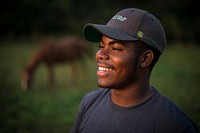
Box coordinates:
[83,8,167,54]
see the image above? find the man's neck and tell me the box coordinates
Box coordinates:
[111,84,153,107]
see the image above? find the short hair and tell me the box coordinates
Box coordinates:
[134,41,161,72]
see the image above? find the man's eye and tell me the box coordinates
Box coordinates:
[99,45,104,49]
[112,47,122,51]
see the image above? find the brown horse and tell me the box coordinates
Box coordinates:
[21,35,92,90]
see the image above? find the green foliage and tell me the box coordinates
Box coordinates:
[0,41,200,132]
[0,0,200,43]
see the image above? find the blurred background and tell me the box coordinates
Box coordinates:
[0,0,200,132]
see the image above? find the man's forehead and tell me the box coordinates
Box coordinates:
[101,35,136,46]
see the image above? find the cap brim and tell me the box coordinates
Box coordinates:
[83,23,139,42]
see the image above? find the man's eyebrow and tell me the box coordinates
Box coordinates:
[100,39,125,46]
[109,40,125,46]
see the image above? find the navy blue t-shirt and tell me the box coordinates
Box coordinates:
[71,88,198,133]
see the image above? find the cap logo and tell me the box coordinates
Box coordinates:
[112,15,127,21]
[137,31,144,39]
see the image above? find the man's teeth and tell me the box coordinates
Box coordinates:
[99,66,113,71]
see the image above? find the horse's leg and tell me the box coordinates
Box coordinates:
[80,59,89,83]
[46,64,55,88]
[69,61,78,84]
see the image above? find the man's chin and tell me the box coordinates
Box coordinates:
[97,82,110,89]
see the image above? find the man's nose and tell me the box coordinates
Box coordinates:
[96,49,109,60]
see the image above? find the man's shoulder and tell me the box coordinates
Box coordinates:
[80,88,109,110]
[152,89,198,132]
[84,88,108,100]
[84,88,105,97]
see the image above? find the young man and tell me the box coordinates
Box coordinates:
[70,8,198,133]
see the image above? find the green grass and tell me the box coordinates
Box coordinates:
[0,41,200,132]
[150,44,200,127]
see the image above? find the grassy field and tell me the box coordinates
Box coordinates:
[0,40,199,133]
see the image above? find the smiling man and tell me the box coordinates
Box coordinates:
[70,8,198,133]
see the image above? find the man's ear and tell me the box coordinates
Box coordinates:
[140,50,154,68]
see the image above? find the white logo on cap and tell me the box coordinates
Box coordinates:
[112,15,127,21]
